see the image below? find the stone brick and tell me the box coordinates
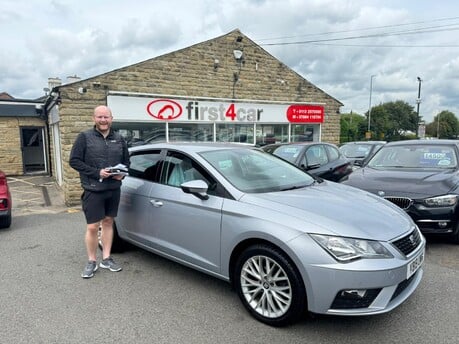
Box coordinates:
[53,29,342,205]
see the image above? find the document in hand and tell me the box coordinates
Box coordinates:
[106,164,129,176]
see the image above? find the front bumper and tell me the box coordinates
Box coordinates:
[408,203,457,234]
[289,230,426,315]
[378,196,458,235]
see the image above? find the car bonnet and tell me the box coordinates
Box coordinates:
[344,167,458,198]
[239,182,414,241]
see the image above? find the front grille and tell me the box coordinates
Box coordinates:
[384,196,413,209]
[390,273,416,302]
[330,289,381,309]
[392,228,422,256]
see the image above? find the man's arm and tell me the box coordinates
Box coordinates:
[69,133,100,179]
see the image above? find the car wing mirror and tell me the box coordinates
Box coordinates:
[181,180,209,200]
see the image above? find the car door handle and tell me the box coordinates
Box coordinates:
[150,200,163,207]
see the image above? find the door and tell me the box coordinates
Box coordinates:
[20,127,47,174]
[149,151,224,273]
[116,149,162,247]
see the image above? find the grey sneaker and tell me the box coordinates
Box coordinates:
[81,260,98,278]
[100,256,122,272]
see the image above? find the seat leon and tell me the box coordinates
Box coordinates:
[111,142,425,326]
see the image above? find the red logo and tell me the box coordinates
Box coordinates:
[147,99,182,120]
[286,105,324,123]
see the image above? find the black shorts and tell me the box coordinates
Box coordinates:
[81,189,121,224]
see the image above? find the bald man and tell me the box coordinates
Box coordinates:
[70,105,130,278]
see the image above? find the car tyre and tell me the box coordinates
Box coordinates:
[234,244,306,326]
[98,222,129,253]
[451,224,459,244]
[0,212,11,229]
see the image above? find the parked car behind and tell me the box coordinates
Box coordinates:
[342,139,459,243]
[262,142,352,182]
[0,170,12,228]
[111,142,425,326]
[339,141,386,167]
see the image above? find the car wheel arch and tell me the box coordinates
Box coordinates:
[230,240,308,325]
[228,238,304,289]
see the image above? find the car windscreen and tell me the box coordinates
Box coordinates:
[368,145,458,169]
[340,144,371,158]
[200,148,315,193]
[271,145,304,163]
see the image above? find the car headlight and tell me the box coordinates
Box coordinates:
[310,234,394,262]
[423,194,457,207]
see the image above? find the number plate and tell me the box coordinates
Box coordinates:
[407,249,424,279]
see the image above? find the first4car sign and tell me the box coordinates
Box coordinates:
[108,95,324,124]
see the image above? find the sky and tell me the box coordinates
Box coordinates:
[2,0,459,124]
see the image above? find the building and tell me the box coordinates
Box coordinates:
[44,29,342,205]
[0,93,48,175]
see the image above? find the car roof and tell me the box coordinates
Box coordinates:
[129,141,257,154]
[385,139,459,147]
[264,142,338,148]
[341,141,386,145]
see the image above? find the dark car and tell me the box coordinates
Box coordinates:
[0,170,12,228]
[262,142,352,182]
[342,139,459,243]
[339,141,386,167]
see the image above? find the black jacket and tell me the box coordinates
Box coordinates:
[69,127,130,192]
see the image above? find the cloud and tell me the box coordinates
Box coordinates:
[2,0,459,123]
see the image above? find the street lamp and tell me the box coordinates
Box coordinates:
[416,77,422,138]
[367,75,376,135]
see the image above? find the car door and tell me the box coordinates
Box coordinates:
[148,150,224,273]
[116,149,164,248]
[324,144,352,181]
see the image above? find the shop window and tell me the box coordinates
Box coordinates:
[291,125,316,142]
[112,123,165,147]
[168,123,213,142]
[216,123,254,144]
[256,124,289,146]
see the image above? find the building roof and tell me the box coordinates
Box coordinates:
[0,99,43,117]
[0,92,14,100]
[55,29,343,107]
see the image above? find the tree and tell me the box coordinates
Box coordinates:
[425,111,459,138]
[340,112,366,143]
[365,100,417,141]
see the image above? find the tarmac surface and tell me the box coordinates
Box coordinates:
[7,175,80,216]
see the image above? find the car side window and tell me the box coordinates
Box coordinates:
[305,145,328,166]
[325,145,339,162]
[161,151,216,194]
[129,150,162,182]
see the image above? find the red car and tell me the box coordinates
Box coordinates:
[0,170,12,228]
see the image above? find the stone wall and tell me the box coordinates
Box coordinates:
[0,117,46,175]
[56,29,342,205]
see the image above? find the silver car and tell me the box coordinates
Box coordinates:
[113,142,425,326]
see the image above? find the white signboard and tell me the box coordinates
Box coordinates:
[107,95,325,124]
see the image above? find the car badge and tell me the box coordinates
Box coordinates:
[378,190,385,197]
[409,234,416,245]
